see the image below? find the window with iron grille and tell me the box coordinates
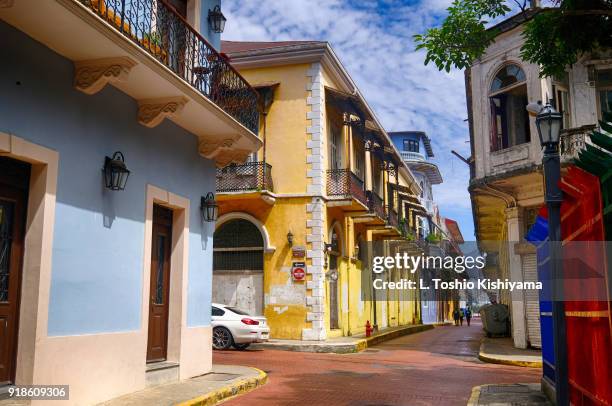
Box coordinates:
[213,219,264,272]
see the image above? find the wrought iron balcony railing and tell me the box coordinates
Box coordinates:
[366,191,386,220]
[386,205,399,229]
[80,0,259,133]
[326,169,368,206]
[216,162,273,193]
[560,125,596,162]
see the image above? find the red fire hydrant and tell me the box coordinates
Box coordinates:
[365,320,373,337]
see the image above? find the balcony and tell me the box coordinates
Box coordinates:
[326,169,368,207]
[400,151,426,162]
[366,191,386,220]
[216,162,273,193]
[386,205,399,229]
[0,0,261,167]
[79,0,258,132]
[560,125,596,163]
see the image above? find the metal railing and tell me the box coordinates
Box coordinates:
[386,205,399,229]
[326,169,368,206]
[80,0,259,133]
[216,162,273,192]
[560,125,595,162]
[400,151,426,162]
[366,191,386,220]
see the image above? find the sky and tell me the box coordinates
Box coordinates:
[223,0,476,239]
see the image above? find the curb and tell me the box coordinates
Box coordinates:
[467,384,483,406]
[363,324,434,348]
[176,368,268,406]
[255,323,436,354]
[477,338,542,368]
[477,352,543,368]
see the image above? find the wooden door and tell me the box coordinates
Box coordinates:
[0,157,29,384]
[146,205,173,363]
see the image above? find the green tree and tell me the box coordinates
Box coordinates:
[414,0,612,77]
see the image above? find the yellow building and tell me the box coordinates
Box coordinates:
[212,41,426,340]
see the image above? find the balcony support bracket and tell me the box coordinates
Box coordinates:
[138,96,188,128]
[199,136,251,167]
[74,57,136,95]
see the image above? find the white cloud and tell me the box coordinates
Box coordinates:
[223,0,475,238]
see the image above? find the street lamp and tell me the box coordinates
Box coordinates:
[200,192,218,222]
[208,6,227,34]
[534,102,568,406]
[103,151,130,191]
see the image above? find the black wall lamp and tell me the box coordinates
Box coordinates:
[287,231,294,246]
[103,151,130,191]
[208,5,227,33]
[200,192,218,222]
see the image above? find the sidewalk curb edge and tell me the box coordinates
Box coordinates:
[176,367,268,406]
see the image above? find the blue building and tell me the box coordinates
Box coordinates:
[389,131,445,323]
[0,0,260,404]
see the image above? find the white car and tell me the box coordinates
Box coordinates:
[211,303,270,350]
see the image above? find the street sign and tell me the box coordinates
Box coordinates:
[292,262,306,281]
[292,246,306,258]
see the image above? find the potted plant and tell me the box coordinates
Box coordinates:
[142,32,167,62]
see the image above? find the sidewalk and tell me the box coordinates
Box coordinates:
[468,384,551,406]
[99,365,267,406]
[252,323,438,353]
[478,337,543,368]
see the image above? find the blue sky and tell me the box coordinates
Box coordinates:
[223,0,476,239]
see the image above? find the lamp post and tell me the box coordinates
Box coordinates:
[534,102,568,406]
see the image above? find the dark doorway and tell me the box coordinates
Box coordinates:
[147,205,173,363]
[0,157,30,384]
[329,254,339,330]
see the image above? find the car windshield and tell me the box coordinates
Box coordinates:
[226,306,250,316]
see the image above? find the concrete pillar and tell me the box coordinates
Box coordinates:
[505,206,528,349]
[364,146,372,191]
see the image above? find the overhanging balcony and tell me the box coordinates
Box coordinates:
[326,169,368,209]
[216,161,273,192]
[0,0,262,167]
[216,161,275,207]
[400,151,425,162]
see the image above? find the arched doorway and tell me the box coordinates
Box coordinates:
[213,219,264,316]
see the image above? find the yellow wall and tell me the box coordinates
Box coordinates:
[217,60,425,340]
[238,64,311,194]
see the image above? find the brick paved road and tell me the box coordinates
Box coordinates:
[213,320,540,406]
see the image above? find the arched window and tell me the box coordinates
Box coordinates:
[213,219,263,272]
[489,64,530,152]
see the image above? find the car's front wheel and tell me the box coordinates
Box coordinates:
[233,343,250,350]
[212,327,233,350]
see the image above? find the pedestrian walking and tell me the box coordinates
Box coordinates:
[459,308,464,326]
[465,307,472,326]
[452,308,460,326]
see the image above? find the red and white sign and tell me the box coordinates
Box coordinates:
[291,262,306,281]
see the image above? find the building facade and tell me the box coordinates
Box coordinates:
[388,131,451,323]
[212,41,428,340]
[0,0,260,404]
[465,7,609,349]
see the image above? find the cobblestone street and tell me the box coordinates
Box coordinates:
[213,321,541,406]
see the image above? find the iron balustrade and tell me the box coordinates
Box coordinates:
[79,0,259,133]
[326,169,367,206]
[386,205,399,229]
[366,191,386,220]
[216,162,273,192]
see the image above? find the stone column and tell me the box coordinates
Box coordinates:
[505,206,528,349]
